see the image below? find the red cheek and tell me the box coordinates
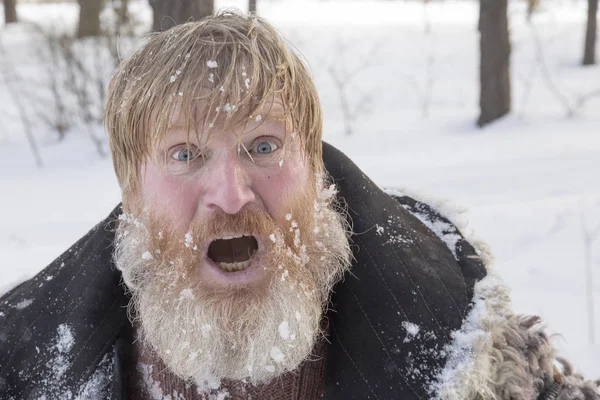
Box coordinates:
[143,169,201,230]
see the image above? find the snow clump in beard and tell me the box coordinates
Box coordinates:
[113,174,351,389]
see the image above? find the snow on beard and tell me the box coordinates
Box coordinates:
[114,173,351,388]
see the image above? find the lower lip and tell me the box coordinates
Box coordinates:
[201,253,266,284]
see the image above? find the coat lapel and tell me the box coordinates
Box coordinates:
[321,142,487,399]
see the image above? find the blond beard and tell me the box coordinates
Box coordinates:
[113,174,351,388]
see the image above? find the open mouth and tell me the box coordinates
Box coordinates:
[207,234,259,272]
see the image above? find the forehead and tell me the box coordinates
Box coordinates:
[167,98,287,134]
[171,96,285,122]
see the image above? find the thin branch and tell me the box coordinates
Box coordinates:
[313,35,384,136]
[0,33,43,168]
[579,206,599,345]
[517,57,539,116]
[527,21,575,116]
[574,89,600,111]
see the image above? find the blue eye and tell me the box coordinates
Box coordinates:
[255,140,278,154]
[172,147,198,162]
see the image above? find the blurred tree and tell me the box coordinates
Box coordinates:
[77,0,105,38]
[583,0,598,65]
[249,0,257,14]
[149,0,214,32]
[116,0,129,28]
[477,0,511,127]
[526,0,539,21]
[4,0,17,24]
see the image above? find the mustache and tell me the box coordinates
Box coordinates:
[187,207,280,243]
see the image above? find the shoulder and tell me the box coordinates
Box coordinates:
[0,206,127,399]
[393,193,600,400]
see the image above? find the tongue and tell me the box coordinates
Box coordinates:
[208,236,258,263]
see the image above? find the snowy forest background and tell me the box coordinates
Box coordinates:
[1,0,599,376]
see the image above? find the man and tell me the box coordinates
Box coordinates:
[0,12,598,400]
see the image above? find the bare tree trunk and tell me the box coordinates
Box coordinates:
[477,0,511,127]
[4,0,18,24]
[149,0,214,32]
[249,0,257,14]
[583,0,598,65]
[77,0,105,38]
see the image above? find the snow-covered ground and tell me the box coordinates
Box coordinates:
[1,0,599,377]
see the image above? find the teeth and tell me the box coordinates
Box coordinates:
[217,259,252,272]
[219,234,246,240]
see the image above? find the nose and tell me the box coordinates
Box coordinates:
[203,154,256,215]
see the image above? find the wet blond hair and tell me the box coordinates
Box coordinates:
[105,11,323,198]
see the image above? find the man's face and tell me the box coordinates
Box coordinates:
[139,101,312,289]
[114,101,350,387]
